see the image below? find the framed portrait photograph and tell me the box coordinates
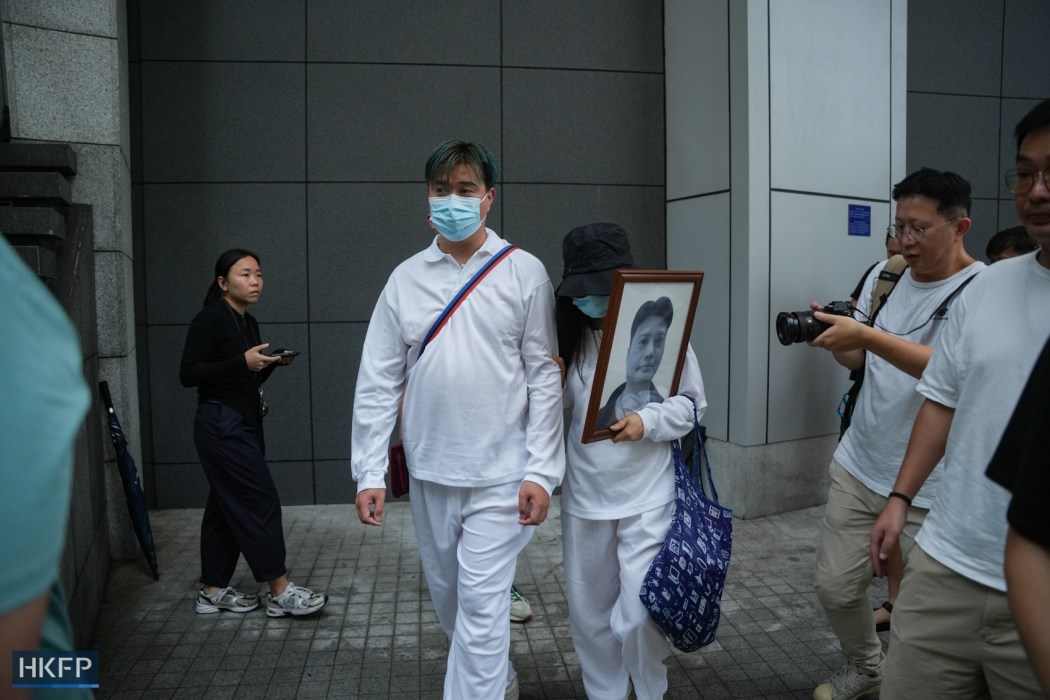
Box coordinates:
[581,269,704,443]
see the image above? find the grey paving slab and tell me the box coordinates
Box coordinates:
[94,499,888,699]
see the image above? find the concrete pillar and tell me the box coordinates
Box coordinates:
[2,0,139,557]
[665,0,906,517]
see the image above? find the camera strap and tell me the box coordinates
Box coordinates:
[867,254,909,328]
[841,258,977,439]
[840,254,909,438]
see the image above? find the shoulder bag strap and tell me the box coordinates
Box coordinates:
[397,243,517,439]
[679,395,718,504]
[417,244,517,360]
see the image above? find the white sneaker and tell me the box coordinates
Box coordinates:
[509,585,533,623]
[266,583,327,617]
[813,661,881,700]
[504,675,519,700]
[195,586,259,614]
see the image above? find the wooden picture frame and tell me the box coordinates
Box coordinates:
[581,269,704,443]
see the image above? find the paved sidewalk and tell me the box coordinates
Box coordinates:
[93,498,887,699]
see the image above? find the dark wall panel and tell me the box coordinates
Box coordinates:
[314,460,356,505]
[143,184,307,325]
[906,93,1000,198]
[503,69,664,186]
[140,1,306,61]
[310,323,366,462]
[306,1,499,64]
[141,63,305,182]
[906,0,1002,96]
[306,64,501,183]
[1002,0,1050,98]
[147,324,199,465]
[503,0,663,72]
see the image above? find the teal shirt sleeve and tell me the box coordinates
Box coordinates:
[0,239,90,614]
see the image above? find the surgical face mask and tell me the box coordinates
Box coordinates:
[429,193,487,242]
[573,295,609,319]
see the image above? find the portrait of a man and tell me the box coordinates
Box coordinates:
[597,296,673,428]
[581,270,703,443]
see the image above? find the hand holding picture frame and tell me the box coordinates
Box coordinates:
[582,269,704,443]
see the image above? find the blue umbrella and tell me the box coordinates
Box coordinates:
[100,381,159,580]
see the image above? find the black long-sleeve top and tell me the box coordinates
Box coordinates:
[179,299,277,427]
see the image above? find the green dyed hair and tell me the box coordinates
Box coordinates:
[424,140,498,190]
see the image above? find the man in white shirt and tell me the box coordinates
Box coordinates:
[351,140,565,700]
[870,98,1050,699]
[805,168,983,700]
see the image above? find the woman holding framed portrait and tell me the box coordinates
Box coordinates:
[554,223,707,700]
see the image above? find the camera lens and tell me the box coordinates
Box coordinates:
[775,312,802,346]
[776,309,828,345]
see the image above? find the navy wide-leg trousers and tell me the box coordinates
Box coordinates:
[193,401,287,586]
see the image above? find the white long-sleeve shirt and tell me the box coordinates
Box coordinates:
[351,229,566,495]
[562,330,707,520]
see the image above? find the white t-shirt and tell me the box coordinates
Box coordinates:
[351,229,566,495]
[561,330,707,520]
[916,252,1050,591]
[833,260,984,506]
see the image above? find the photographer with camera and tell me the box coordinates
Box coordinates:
[869,98,1050,700]
[798,168,983,700]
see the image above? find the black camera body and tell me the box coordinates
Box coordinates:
[776,301,853,346]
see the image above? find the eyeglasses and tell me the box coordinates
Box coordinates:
[1005,168,1050,195]
[886,218,958,242]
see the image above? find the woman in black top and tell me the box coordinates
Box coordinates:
[180,248,326,617]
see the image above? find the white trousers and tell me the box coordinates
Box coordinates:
[409,476,532,700]
[562,503,673,700]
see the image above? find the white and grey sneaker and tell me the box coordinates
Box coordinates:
[504,675,519,700]
[266,583,327,617]
[195,586,259,614]
[509,585,533,623]
[813,661,881,700]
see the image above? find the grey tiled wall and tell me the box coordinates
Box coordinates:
[907,0,1050,260]
[131,1,666,508]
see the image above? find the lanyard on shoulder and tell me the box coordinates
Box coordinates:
[416,244,516,360]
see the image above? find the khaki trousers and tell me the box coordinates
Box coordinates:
[814,459,926,672]
[882,545,1043,699]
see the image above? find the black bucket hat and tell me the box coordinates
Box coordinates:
[555,222,636,298]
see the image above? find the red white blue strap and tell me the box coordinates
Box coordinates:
[417,244,517,360]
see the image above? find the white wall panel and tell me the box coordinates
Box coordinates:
[769,0,892,200]
[665,0,730,200]
[667,193,731,440]
[891,0,907,190]
[767,192,890,443]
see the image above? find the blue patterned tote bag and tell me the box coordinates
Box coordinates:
[639,408,733,652]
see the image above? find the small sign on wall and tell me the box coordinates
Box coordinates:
[848,204,871,237]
